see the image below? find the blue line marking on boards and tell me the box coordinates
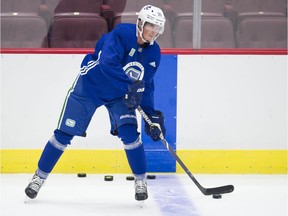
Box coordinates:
[149,175,200,216]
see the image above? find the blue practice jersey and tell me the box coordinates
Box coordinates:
[73,23,161,115]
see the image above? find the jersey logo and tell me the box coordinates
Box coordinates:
[137,87,145,92]
[65,118,76,127]
[149,62,156,67]
[129,48,136,57]
[123,62,145,81]
[120,114,137,120]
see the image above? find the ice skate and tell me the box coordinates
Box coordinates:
[25,174,45,199]
[134,178,148,201]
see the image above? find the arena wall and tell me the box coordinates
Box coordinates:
[1,49,287,174]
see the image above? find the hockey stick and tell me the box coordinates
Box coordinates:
[137,107,234,196]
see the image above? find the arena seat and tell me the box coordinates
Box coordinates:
[103,0,165,16]
[202,0,227,14]
[228,0,259,14]
[1,0,52,27]
[230,0,287,14]
[174,15,235,48]
[48,13,108,48]
[167,0,227,15]
[166,0,193,17]
[53,0,103,15]
[227,0,286,24]
[102,0,127,16]
[103,0,168,30]
[1,0,43,13]
[101,0,129,30]
[261,0,287,14]
[237,16,287,48]
[224,0,287,38]
[165,0,227,29]
[1,13,48,48]
[136,0,165,10]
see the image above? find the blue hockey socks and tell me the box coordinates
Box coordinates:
[124,136,147,175]
[37,130,73,179]
[118,124,147,176]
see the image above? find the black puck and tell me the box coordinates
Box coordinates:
[77,173,87,177]
[147,175,156,179]
[126,176,135,181]
[104,175,113,181]
[212,194,222,199]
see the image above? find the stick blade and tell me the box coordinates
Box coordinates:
[204,184,234,195]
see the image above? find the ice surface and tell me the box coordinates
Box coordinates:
[0,174,287,216]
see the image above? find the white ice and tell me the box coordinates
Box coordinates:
[0,174,287,216]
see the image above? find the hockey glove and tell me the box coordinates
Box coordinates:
[123,81,145,110]
[144,110,166,141]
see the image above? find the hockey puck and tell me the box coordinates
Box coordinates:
[77,173,87,177]
[104,175,113,181]
[212,194,222,199]
[147,175,156,179]
[126,176,135,181]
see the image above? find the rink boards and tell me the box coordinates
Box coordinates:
[0,50,287,174]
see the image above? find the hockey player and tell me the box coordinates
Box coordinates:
[25,5,166,202]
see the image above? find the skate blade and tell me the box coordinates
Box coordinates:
[138,201,145,208]
[24,196,30,204]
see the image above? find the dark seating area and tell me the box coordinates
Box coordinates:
[174,15,235,48]
[1,13,48,48]
[49,13,108,48]
[237,16,287,48]
[0,0,287,48]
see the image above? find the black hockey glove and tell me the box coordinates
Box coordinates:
[123,81,145,110]
[144,110,166,141]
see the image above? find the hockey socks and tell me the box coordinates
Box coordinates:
[118,124,147,175]
[124,136,147,175]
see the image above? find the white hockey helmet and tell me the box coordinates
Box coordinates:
[136,5,166,45]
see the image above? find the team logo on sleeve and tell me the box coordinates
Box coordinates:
[123,62,145,81]
[65,118,76,127]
